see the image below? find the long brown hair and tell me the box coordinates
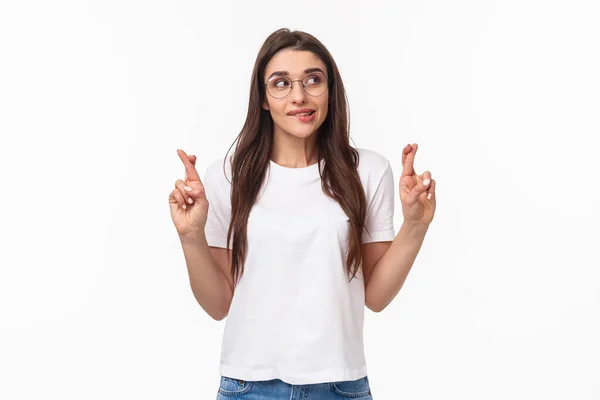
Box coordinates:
[223,28,369,288]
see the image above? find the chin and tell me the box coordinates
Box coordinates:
[289,128,318,138]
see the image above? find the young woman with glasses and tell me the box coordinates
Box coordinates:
[168,28,437,399]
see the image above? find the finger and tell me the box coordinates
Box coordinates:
[180,177,206,200]
[420,171,432,186]
[188,156,197,182]
[177,149,201,182]
[170,188,188,210]
[427,178,436,200]
[419,171,433,195]
[407,171,432,205]
[184,155,197,183]
[186,154,197,183]
[401,144,411,169]
[175,179,195,206]
[401,143,418,178]
[420,171,432,193]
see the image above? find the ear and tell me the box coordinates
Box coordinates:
[262,99,270,111]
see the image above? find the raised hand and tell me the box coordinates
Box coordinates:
[169,149,209,236]
[399,143,436,225]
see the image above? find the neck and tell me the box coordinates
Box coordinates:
[270,127,319,168]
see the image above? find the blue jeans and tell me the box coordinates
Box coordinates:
[216,375,373,399]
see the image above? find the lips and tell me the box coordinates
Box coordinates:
[287,109,315,116]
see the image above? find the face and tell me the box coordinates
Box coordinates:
[262,50,329,140]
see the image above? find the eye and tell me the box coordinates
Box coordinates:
[304,75,322,85]
[273,79,290,88]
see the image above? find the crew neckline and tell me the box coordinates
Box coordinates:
[269,158,322,171]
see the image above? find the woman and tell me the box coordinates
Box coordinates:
[169,28,436,399]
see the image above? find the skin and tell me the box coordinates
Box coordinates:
[171,50,437,314]
[259,49,394,296]
[262,49,329,168]
[363,143,437,312]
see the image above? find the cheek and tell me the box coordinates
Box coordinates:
[266,101,283,118]
[318,99,329,120]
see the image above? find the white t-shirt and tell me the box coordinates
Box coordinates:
[203,147,396,385]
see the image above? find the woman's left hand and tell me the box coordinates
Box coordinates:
[399,143,436,225]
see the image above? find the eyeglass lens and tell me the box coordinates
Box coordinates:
[266,72,328,98]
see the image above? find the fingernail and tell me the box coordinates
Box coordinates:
[182,204,187,209]
[184,186,192,192]
[423,179,431,186]
[187,197,194,204]
[427,193,432,200]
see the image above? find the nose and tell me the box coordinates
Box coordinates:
[289,81,307,104]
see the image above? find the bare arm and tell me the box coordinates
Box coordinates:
[179,232,234,321]
[363,221,429,313]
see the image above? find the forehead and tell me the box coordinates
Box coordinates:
[264,50,326,78]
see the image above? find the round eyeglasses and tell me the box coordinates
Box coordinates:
[263,72,331,99]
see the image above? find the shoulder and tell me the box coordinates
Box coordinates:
[206,156,231,180]
[205,154,233,185]
[354,147,392,179]
[354,148,395,205]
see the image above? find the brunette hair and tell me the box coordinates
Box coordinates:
[223,28,369,288]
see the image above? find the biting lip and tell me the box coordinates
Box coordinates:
[287,108,315,116]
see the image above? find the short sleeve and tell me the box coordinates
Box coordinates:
[203,166,231,249]
[362,160,396,243]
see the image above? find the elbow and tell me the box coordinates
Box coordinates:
[211,298,232,321]
[192,295,230,321]
[206,303,229,321]
[211,311,228,321]
[366,300,384,313]
[209,301,231,321]
[365,283,380,313]
[371,306,384,313]
[365,290,384,313]
[191,284,233,322]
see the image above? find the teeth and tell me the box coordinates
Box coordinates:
[295,112,312,116]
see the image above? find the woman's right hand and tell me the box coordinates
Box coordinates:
[169,149,209,237]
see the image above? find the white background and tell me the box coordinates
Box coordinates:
[1,0,599,398]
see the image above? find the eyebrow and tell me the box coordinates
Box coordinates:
[267,67,326,80]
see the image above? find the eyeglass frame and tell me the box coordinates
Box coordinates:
[262,73,332,99]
